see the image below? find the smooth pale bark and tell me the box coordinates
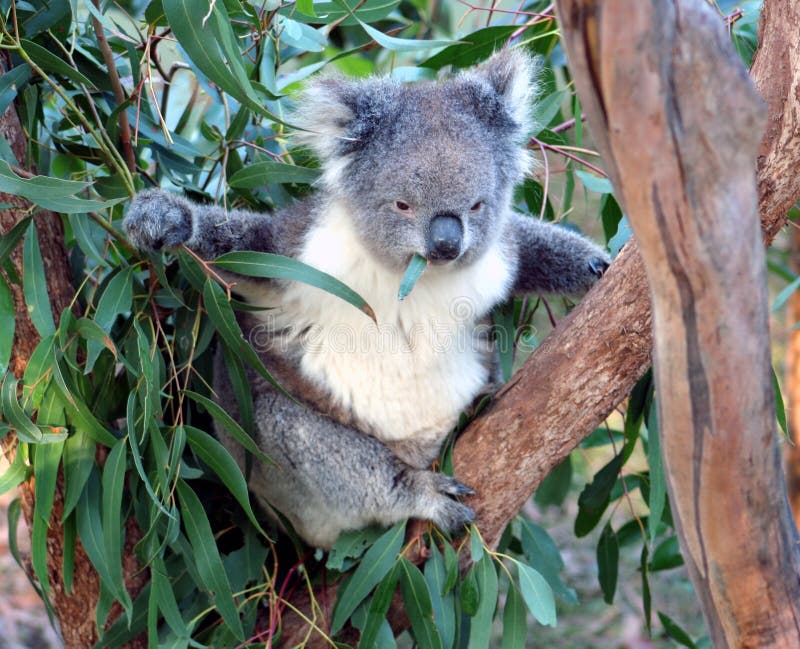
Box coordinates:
[555,1,800,646]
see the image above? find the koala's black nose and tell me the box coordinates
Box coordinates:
[427,214,463,262]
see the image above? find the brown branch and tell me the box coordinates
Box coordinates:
[90,0,137,175]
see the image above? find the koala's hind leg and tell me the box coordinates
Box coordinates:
[216,386,475,549]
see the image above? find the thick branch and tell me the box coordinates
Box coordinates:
[556,1,800,647]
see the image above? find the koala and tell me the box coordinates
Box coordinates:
[123,49,610,549]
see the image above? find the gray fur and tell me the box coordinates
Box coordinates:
[123,49,610,549]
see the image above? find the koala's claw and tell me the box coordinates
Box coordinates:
[433,498,476,534]
[588,256,611,278]
[123,189,193,252]
[435,474,476,497]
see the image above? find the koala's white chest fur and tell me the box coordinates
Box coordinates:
[248,203,514,446]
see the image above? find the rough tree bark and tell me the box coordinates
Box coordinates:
[0,64,104,648]
[0,60,147,648]
[556,1,800,647]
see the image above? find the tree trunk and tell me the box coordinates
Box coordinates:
[556,1,800,647]
[0,67,105,649]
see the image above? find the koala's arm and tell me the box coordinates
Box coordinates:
[123,189,276,259]
[216,379,474,549]
[509,212,611,295]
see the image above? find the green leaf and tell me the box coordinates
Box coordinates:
[0,214,32,265]
[201,279,284,389]
[328,526,387,571]
[460,565,479,616]
[772,367,789,440]
[33,437,65,523]
[285,0,400,26]
[228,161,321,188]
[102,438,133,620]
[184,425,267,537]
[32,506,50,594]
[151,556,190,638]
[175,479,244,640]
[221,341,254,435]
[575,169,613,194]
[519,518,577,605]
[331,521,406,634]
[87,268,133,370]
[399,557,443,649]
[1,374,43,443]
[646,399,666,540]
[534,455,572,507]
[20,39,95,88]
[597,523,619,604]
[468,554,498,649]
[398,253,428,301]
[772,274,800,312]
[77,468,131,612]
[641,544,652,634]
[501,585,527,649]
[0,450,27,495]
[163,0,278,121]
[212,252,375,322]
[23,221,55,338]
[0,64,31,115]
[357,19,455,52]
[575,453,624,537]
[62,512,76,595]
[421,26,518,70]
[51,352,117,446]
[0,161,115,213]
[0,275,15,375]
[650,536,684,572]
[657,612,697,649]
[358,563,401,649]
[424,545,455,649]
[183,391,271,465]
[62,429,96,520]
[516,562,556,627]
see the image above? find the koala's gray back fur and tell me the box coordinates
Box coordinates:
[123,49,611,549]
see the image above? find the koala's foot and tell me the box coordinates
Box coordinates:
[588,255,611,278]
[422,472,475,535]
[123,189,193,252]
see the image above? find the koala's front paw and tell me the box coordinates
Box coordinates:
[124,189,193,252]
[428,473,475,535]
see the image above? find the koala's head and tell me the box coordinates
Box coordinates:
[293,49,537,270]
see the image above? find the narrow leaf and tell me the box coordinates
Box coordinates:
[501,585,527,649]
[175,479,244,640]
[102,438,133,619]
[646,399,666,540]
[358,563,401,649]
[399,557,443,649]
[358,19,454,52]
[398,253,428,301]
[332,521,405,634]
[212,252,375,322]
[228,161,321,188]
[23,221,55,337]
[516,562,556,627]
[597,523,619,604]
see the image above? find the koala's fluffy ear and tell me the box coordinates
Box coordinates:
[291,77,356,163]
[473,48,539,134]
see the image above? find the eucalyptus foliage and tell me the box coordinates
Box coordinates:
[0,0,762,646]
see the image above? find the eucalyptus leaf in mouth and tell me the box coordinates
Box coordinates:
[398,253,429,301]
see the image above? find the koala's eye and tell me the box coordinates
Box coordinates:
[470,201,484,212]
[394,200,412,212]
